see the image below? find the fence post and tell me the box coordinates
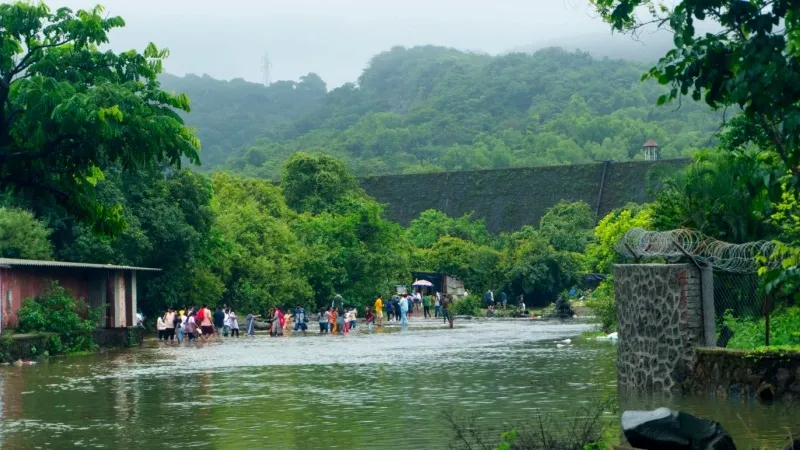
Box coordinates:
[700,266,716,347]
[764,294,772,347]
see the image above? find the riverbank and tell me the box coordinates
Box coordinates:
[0,327,143,362]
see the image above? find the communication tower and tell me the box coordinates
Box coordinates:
[261,52,272,87]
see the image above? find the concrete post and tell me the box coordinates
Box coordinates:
[113,270,126,328]
[701,266,716,347]
[130,271,137,324]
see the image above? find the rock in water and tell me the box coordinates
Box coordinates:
[622,407,736,450]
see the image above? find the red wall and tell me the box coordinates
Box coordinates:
[0,267,91,329]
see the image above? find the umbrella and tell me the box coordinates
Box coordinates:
[412,279,433,287]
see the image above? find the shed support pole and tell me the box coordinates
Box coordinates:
[131,271,137,325]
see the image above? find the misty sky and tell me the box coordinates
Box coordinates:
[59,0,659,86]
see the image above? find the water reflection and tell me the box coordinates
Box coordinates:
[0,321,794,449]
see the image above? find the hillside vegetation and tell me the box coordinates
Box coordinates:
[164,46,722,178]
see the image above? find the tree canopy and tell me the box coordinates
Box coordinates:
[0,2,199,233]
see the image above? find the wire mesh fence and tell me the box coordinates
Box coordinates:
[713,271,765,320]
[616,228,783,347]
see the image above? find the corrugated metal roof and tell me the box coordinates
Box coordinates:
[0,258,161,272]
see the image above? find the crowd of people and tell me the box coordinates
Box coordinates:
[148,290,457,341]
[154,304,260,341]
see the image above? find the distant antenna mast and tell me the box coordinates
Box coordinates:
[261,52,272,87]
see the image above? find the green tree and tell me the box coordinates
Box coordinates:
[650,149,778,243]
[0,2,200,234]
[0,206,53,259]
[406,209,491,248]
[539,200,596,253]
[281,152,363,214]
[428,235,499,294]
[212,173,312,313]
[584,203,652,274]
[498,227,581,304]
[293,200,411,308]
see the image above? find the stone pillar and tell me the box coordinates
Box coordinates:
[113,270,127,328]
[700,266,716,347]
[614,264,702,392]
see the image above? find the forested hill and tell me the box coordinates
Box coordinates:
[159,72,327,168]
[165,46,722,178]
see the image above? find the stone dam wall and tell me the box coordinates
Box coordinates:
[360,159,689,232]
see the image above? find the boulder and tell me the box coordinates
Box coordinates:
[622,407,736,450]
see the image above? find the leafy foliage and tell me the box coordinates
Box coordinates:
[281,152,363,215]
[16,282,101,353]
[584,203,652,274]
[211,172,312,314]
[592,0,800,183]
[498,227,582,305]
[538,200,596,253]
[0,2,200,234]
[585,279,617,333]
[0,206,53,259]
[723,307,800,350]
[650,149,778,243]
[407,209,491,248]
[450,295,482,316]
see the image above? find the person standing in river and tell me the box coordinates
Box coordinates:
[386,296,394,322]
[294,305,308,332]
[245,312,258,336]
[374,294,384,328]
[164,308,176,341]
[185,313,198,341]
[172,309,182,341]
[213,306,225,338]
[399,295,409,326]
[157,311,167,340]
[228,310,240,337]
[198,304,213,341]
[434,293,441,318]
[319,307,329,333]
[394,296,402,323]
[422,293,431,318]
[329,307,338,334]
[500,291,508,310]
[441,296,452,327]
[336,307,346,334]
[365,307,375,332]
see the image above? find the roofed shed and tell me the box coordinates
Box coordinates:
[0,258,160,330]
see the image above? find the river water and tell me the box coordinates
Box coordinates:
[0,320,795,449]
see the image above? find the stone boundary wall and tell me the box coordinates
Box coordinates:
[361,159,689,232]
[615,264,703,392]
[688,348,800,402]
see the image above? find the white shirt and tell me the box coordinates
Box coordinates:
[224,312,231,328]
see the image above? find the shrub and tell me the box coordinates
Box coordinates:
[450,295,481,316]
[17,282,101,354]
[585,279,616,332]
[723,306,800,349]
